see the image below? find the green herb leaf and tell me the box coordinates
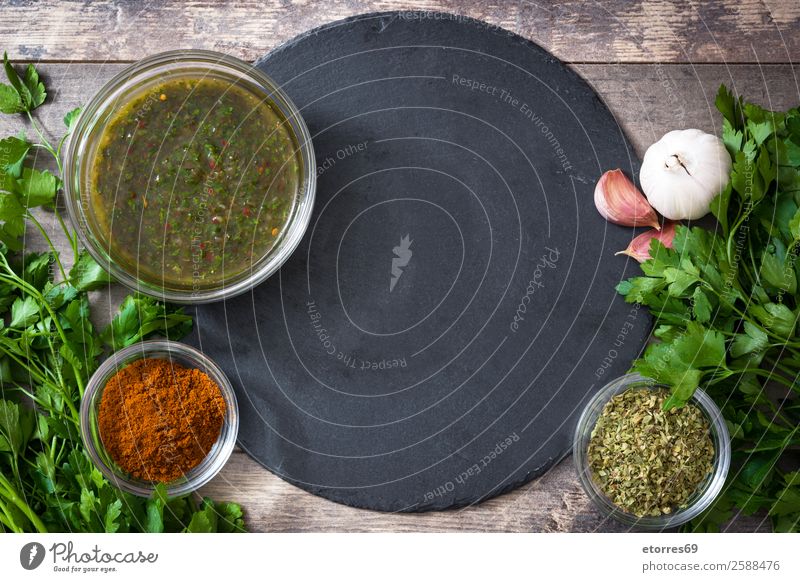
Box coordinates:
[103,499,123,533]
[730,322,769,358]
[17,167,58,207]
[9,295,40,328]
[0,135,31,177]
[184,499,217,533]
[715,84,739,128]
[144,484,168,533]
[663,369,703,409]
[63,107,82,131]
[0,400,25,455]
[692,287,713,322]
[101,295,192,350]
[0,82,24,114]
[2,51,31,110]
[748,119,774,146]
[23,63,46,110]
[69,251,113,291]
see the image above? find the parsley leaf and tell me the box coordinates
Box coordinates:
[9,295,39,328]
[69,251,113,291]
[101,295,193,351]
[1,52,45,113]
[0,135,31,177]
[17,167,58,207]
[2,52,31,110]
[63,107,82,131]
[0,83,23,114]
[22,63,46,110]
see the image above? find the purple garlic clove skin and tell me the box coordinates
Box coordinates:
[616,220,677,262]
[595,169,661,230]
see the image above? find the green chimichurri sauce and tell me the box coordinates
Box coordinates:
[89,76,301,290]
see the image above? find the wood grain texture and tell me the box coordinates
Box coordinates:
[201,451,769,532]
[0,0,799,64]
[4,63,797,163]
[2,61,793,531]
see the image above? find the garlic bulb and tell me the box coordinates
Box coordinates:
[639,129,731,220]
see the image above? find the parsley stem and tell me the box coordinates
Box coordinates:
[56,132,69,159]
[0,257,85,401]
[55,208,79,264]
[737,366,797,389]
[25,110,61,173]
[0,342,48,385]
[0,504,19,532]
[0,475,47,533]
[26,210,68,281]
[702,282,800,348]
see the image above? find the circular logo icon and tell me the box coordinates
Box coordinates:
[20,542,46,570]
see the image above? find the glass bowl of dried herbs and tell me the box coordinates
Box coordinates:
[80,340,239,497]
[573,373,730,529]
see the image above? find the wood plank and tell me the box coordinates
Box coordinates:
[200,450,770,532]
[4,63,796,159]
[0,0,799,64]
[3,62,788,531]
[203,451,632,532]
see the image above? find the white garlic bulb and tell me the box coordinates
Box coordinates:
[639,129,732,220]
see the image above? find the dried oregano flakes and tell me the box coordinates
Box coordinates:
[587,388,715,518]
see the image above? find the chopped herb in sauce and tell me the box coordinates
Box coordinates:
[89,76,301,289]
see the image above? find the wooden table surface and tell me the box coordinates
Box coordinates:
[2,0,797,532]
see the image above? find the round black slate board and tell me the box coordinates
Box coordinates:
[186,11,651,511]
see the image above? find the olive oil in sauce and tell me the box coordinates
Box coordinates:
[90,76,301,289]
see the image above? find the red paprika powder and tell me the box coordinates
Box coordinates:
[97,357,226,482]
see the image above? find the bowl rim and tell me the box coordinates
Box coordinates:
[63,49,317,304]
[573,373,731,530]
[80,339,239,497]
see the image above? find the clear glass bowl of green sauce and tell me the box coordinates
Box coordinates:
[64,50,316,303]
[573,373,731,530]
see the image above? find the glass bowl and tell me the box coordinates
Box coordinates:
[573,373,730,530]
[80,340,239,497]
[63,49,316,303]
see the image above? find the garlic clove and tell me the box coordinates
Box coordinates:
[616,220,677,262]
[594,169,661,229]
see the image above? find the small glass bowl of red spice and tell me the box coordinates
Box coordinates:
[573,374,731,530]
[80,340,239,497]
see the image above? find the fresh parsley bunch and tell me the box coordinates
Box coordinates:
[0,53,244,532]
[617,85,800,532]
